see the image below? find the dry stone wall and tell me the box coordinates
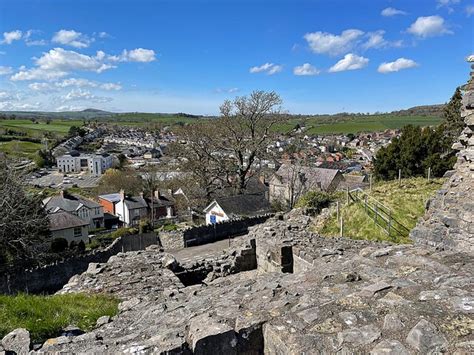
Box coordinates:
[410,61,474,252]
[0,232,160,295]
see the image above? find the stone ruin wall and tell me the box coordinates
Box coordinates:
[410,61,474,252]
[0,232,159,295]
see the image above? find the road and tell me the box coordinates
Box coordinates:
[171,237,238,264]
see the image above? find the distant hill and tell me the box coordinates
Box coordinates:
[0,104,445,123]
[390,104,445,117]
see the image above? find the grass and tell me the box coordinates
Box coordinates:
[318,177,444,243]
[0,119,84,137]
[272,115,443,135]
[0,293,119,344]
[0,140,42,160]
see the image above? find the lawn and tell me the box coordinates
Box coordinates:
[0,140,42,160]
[0,293,119,344]
[318,177,444,243]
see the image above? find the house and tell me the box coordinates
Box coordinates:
[56,152,113,176]
[43,191,104,229]
[145,190,175,221]
[99,190,148,227]
[49,211,89,244]
[203,194,272,225]
[143,148,162,159]
[269,164,344,206]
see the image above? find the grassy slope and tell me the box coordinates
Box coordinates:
[0,293,119,343]
[318,177,443,243]
[0,140,42,160]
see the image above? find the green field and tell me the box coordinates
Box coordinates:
[273,115,443,135]
[0,293,119,343]
[318,177,443,243]
[0,140,43,160]
[0,119,84,137]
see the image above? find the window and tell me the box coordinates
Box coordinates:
[73,227,82,237]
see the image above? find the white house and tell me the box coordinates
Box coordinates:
[203,194,272,225]
[57,152,113,176]
[99,190,148,227]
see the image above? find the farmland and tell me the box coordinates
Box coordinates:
[273,115,443,135]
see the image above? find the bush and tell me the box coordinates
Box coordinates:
[139,220,152,234]
[50,238,68,253]
[295,191,333,214]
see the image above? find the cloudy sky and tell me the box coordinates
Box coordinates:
[0,0,473,114]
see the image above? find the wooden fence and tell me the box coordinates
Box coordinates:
[348,188,410,241]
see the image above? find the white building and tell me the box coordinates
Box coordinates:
[57,152,113,176]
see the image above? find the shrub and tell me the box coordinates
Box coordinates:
[295,191,333,214]
[139,220,152,234]
[50,238,68,253]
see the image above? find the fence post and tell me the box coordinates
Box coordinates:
[336,201,340,222]
[398,169,401,185]
[428,167,431,182]
[388,211,392,237]
[339,217,343,238]
[369,174,372,192]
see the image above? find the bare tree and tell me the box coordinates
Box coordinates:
[0,162,50,269]
[172,122,226,203]
[219,91,283,192]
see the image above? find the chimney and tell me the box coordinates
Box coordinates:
[60,190,65,198]
[139,192,144,198]
[119,189,125,201]
[154,190,160,200]
[259,175,266,185]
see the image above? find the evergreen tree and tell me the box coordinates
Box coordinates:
[443,87,463,140]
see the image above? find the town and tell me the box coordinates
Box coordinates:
[0,0,473,353]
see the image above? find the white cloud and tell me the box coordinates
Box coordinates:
[215,88,239,94]
[249,62,283,75]
[378,58,419,73]
[293,63,320,76]
[98,32,110,38]
[24,30,47,46]
[381,7,407,17]
[60,89,112,103]
[1,30,22,44]
[52,29,93,48]
[11,48,116,81]
[304,29,364,56]
[329,54,369,73]
[109,48,157,62]
[407,16,452,38]
[29,78,122,91]
[55,105,86,112]
[0,66,13,75]
[11,67,68,81]
[0,90,42,110]
[466,5,474,17]
[436,0,460,9]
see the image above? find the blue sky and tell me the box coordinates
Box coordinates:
[0,0,473,115]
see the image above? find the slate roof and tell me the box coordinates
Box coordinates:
[99,193,122,203]
[272,164,342,191]
[49,211,88,231]
[205,194,271,218]
[124,196,148,210]
[43,194,101,213]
